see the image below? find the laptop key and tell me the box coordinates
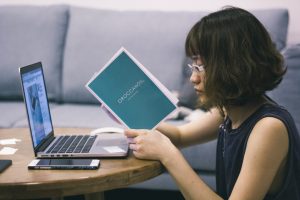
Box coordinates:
[58,136,76,153]
[73,135,89,153]
[81,135,97,153]
[46,136,63,153]
[66,135,83,153]
[51,136,69,153]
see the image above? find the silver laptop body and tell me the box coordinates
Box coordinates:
[19,62,128,158]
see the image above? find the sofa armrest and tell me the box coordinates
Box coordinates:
[268,44,300,131]
[281,44,300,62]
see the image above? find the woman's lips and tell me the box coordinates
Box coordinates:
[194,88,203,94]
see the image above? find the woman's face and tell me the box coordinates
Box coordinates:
[189,56,207,103]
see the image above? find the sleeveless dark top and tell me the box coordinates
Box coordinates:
[216,103,300,200]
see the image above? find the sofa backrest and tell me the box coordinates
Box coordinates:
[0,5,69,101]
[268,45,300,131]
[252,9,289,51]
[61,7,289,107]
[61,7,207,104]
[0,5,290,108]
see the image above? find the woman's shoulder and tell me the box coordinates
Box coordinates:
[253,116,288,141]
[255,102,294,123]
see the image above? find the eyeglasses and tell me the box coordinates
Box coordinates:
[187,63,205,74]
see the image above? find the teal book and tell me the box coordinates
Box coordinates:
[86,47,178,129]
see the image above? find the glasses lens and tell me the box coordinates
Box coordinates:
[194,65,201,72]
[187,64,204,74]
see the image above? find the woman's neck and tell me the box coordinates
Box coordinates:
[225,96,268,129]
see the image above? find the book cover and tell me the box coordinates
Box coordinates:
[86,47,178,129]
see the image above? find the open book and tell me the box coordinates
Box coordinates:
[86,47,178,129]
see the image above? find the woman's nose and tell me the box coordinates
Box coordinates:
[190,72,201,84]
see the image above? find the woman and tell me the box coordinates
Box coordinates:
[125,7,300,200]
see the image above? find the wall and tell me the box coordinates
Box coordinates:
[0,0,299,45]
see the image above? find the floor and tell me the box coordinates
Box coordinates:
[61,188,185,200]
[105,188,184,200]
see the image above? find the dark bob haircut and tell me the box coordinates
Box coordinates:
[185,7,286,111]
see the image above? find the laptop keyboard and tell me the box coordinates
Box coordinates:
[46,135,97,154]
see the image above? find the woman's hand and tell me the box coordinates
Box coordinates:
[125,129,177,162]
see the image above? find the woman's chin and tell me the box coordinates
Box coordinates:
[197,92,205,99]
[198,95,208,104]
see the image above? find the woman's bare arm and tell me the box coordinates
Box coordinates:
[157,108,223,147]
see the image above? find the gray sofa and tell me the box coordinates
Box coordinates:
[0,5,299,192]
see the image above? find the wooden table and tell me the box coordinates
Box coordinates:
[0,128,164,200]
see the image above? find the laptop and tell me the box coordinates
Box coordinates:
[19,62,129,158]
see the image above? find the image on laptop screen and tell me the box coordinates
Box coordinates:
[21,66,53,148]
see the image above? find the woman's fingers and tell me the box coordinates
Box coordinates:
[127,130,171,161]
[130,143,147,160]
[124,129,148,137]
[126,130,144,145]
[129,143,137,150]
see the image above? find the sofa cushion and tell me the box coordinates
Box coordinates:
[178,9,289,109]
[50,104,125,128]
[62,6,207,104]
[268,44,300,132]
[14,103,124,128]
[0,5,69,101]
[7,103,57,128]
[0,101,27,128]
[181,140,217,171]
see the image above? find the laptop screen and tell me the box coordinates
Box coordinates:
[21,63,53,148]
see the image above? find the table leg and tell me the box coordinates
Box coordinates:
[84,192,105,200]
